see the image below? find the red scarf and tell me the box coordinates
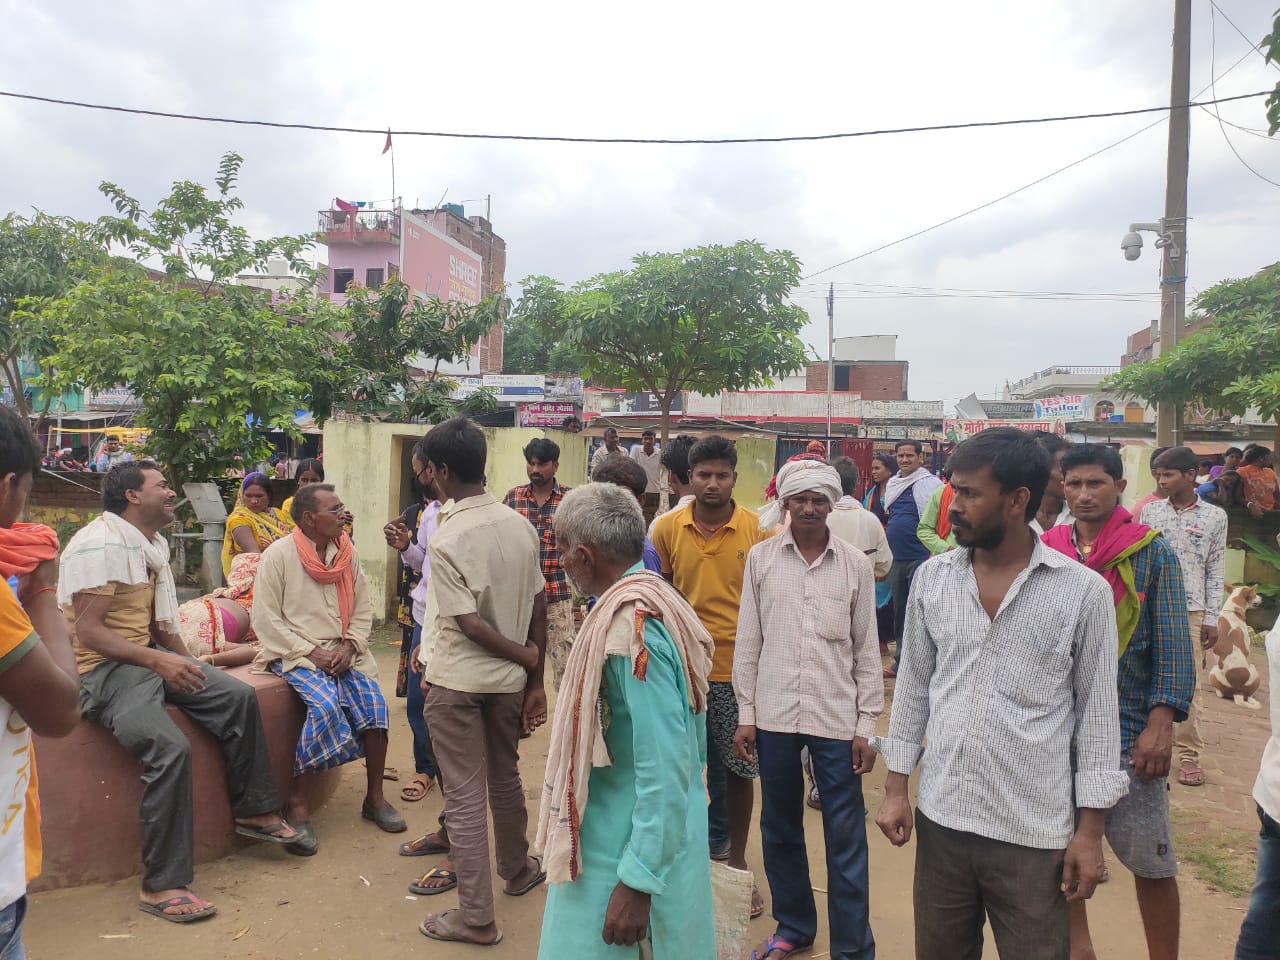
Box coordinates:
[291,527,356,637]
[0,523,59,578]
[935,484,956,540]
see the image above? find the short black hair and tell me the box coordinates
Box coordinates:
[295,458,324,480]
[1225,446,1243,457]
[947,428,1049,522]
[1153,446,1199,474]
[0,405,41,480]
[102,459,163,515]
[1244,445,1272,466]
[689,434,737,471]
[290,482,336,524]
[561,415,581,429]
[641,429,655,439]
[1061,443,1124,483]
[523,438,560,463]
[603,426,618,438]
[660,434,696,485]
[1148,446,1169,473]
[830,456,859,496]
[1034,433,1071,457]
[592,457,647,501]
[895,438,923,455]
[421,416,487,484]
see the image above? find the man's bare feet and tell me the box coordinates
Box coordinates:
[419,909,502,945]
[139,887,217,922]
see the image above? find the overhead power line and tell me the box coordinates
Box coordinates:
[802,42,1271,280]
[1208,6,1280,188]
[0,88,1269,146]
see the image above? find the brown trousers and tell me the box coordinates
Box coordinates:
[423,685,530,927]
[914,811,1068,960]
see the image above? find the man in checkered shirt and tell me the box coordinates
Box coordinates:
[874,428,1128,960]
[504,438,574,691]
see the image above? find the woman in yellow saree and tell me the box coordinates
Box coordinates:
[221,472,290,577]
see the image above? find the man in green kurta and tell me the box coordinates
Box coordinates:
[536,483,716,958]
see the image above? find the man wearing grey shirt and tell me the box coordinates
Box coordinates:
[873,428,1128,960]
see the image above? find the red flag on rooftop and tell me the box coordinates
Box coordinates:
[334,197,357,213]
[383,130,393,155]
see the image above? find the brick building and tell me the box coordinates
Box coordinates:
[803,359,909,400]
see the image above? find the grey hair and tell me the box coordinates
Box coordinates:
[553,483,645,565]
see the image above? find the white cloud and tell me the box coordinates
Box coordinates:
[1,0,1276,400]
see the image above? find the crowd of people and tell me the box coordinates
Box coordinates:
[0,406,1277,958]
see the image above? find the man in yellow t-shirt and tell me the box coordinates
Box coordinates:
[651,435,769,919]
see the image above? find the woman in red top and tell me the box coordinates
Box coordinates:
[1238,446,1280,518]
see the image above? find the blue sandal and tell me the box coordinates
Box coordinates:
[751,935,812,959]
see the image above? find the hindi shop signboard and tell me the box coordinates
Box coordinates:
[943,419,1066,442]
[451,374,545,404]
[1033,395,1090,420]
[518,402,578,427]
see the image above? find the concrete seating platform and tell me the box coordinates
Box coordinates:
[30,665,338,891]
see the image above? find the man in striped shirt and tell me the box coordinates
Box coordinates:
[875,428,1127,960]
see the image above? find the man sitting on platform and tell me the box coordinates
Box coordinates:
[252,481,405,856]
[60,461,297,924]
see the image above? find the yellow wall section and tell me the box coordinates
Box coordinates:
[322,421,590,621]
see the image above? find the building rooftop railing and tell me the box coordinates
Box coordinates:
[317,208,401,242]
[1007,365,1121,392]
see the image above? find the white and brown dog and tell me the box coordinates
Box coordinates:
[1209,584,1263,709]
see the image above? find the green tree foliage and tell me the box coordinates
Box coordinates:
[1104,263,1280,422]
[1265,10,1280,135]
[501,313,577,374]
[340,277,503,422]
[0,212,103,419]
[41,153,344,488]
[515,241,811,442]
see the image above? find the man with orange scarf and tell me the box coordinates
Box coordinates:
[252,481,405,856]
[0,406,80,955]
[1042,444,1194,960]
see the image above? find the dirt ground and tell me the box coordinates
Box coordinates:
[24,633,1269,959]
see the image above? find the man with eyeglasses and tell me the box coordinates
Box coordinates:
[253,481,406,857]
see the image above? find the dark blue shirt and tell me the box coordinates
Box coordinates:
[887,485,931,563]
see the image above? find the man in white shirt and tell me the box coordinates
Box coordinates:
[735,459,883,960]
[874,427,1127,960]
[590,427,626,477]
[1140,445,1228,790]
[630,429,663,526]
[826,457,892,580]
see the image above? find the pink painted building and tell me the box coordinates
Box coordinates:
[319,203,505,373]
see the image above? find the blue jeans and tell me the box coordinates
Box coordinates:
[404,625,437,779]
[0,896,26,960]
[706,710,729,857]
[1236,805,1280,959]
[757,730,874,959]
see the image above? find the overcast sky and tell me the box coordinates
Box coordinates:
[2,0,1277,402]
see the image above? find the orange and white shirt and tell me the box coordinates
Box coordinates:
[0,583,39,907]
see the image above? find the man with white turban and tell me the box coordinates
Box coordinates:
[733,458,884,960]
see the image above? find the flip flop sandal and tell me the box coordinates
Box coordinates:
[400,774,436,803]
[751,934,812,959]
[504,856,546,896]
[285,820,319,857]
[750,880,765,920]
[400,832,450,857]
[1178,765,1206,787]
[409,866,458,896]
[139,894,218,924]
[234,818,298,844]
[418,910,503,945]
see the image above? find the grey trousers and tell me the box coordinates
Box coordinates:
[914,811,1068,960]
[424,686,529,927]
[79,659,281,892]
